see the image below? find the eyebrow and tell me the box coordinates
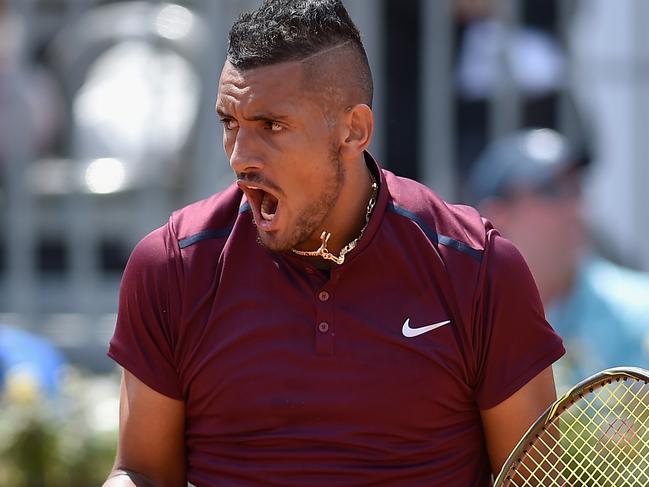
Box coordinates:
[215,107,291,122]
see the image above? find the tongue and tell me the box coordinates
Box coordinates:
[260,192,278,221]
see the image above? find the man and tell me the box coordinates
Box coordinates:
[468,127,649,389]
[105,2,564,485]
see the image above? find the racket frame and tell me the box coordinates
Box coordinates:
[493,366,649,486]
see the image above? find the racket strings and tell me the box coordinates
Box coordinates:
[554,380,649,486]
[556,381,649,485]
[501,378,649,486]
[562,379,648,485]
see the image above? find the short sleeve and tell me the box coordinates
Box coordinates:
[473,232,565,409]
[107,223,184,400]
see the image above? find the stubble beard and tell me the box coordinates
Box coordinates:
[257,147,344,252]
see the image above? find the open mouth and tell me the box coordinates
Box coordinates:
[260,190,279,222]
[238,181,281,231]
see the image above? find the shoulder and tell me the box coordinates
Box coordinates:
[382,169,492,262]
[379,169,548,331]
[125,183,244,278]
[170,183,245,249]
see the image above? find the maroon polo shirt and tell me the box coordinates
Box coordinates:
[109,154,564,486]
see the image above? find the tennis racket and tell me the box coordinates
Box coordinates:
[494,367,649,486]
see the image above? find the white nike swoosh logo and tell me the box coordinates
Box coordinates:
[402,318,451,338]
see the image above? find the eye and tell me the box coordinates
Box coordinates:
[220,118,239,130]
[266,121,284,132]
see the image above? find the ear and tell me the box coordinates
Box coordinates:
[339,104,374,160]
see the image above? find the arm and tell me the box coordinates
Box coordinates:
[480,365,557,476]
[103,370,186,487]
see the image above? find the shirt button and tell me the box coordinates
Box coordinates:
[318,291,330,302]
[318,322,329,333]
[305,267,315,274]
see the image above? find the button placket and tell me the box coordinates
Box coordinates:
[314,286,334,356]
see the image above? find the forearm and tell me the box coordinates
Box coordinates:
[108,371,187,487]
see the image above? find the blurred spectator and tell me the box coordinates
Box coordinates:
[0,0,64,166]
[453,0,571,185]
[467,128,649,388]
[0,324,67,399]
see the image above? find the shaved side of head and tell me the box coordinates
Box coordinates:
[300,42,373,113]
[227,0,373,111]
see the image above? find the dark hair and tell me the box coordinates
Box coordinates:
[227,0,373,105]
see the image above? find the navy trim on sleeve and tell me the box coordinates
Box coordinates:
[387,203,483,262]
[179,229,232,249]
[178,203,252,249]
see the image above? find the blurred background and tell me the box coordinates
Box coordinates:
[0,0,648,484]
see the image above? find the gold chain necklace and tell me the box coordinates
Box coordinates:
[291,173,378,265]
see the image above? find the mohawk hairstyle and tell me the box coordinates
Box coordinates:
[227,0,373,106]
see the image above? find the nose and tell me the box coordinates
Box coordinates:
[228,127,264,176]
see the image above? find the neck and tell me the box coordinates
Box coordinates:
[293,154,376,265]
[326,158,375,254]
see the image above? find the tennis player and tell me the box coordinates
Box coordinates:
[104,1,565,485]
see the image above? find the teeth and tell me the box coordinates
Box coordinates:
[242,184,277,223]
[260,191,277,222]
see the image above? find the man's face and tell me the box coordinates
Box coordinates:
[216,61,344,252]
[489,172,585,302]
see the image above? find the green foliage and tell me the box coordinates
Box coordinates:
[0,368,119,487]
